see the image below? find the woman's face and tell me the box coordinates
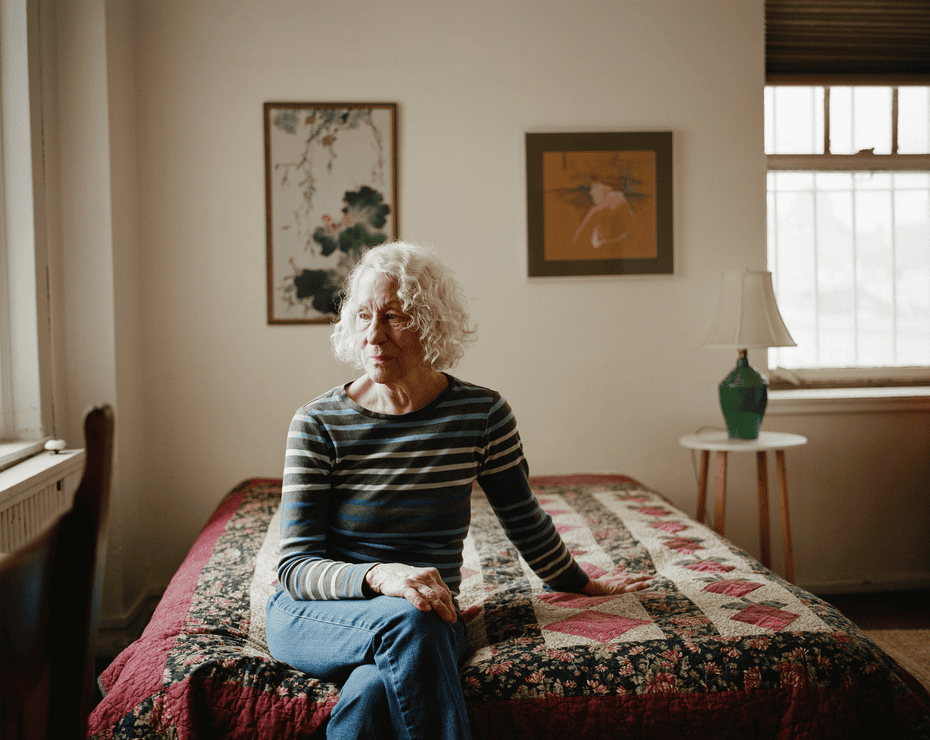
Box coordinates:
[355,272,428,386]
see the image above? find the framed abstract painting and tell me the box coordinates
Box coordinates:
[526,131,673,277]
[265,103,397,323]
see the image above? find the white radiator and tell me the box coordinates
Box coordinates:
[0,449,86,553]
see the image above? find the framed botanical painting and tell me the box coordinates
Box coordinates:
[265,103,397,323]
[526,131,673,277]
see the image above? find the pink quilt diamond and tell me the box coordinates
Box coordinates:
[704,579,763,597]
[537,591,615,610]
[731,603,799,632]
[638,507,672,517]
[651,521,688,534]
[685,559,735,573]
[663,537,704,554]
[546,610,652,642]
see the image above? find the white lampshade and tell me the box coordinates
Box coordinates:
[703,269,796,349]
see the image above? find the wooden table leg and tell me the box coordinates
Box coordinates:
[713,451,728,536]
[775,449,795,583]
[756,451,771,569]
[696,450,709,524]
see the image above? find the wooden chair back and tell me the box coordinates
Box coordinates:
[0,405,114,740]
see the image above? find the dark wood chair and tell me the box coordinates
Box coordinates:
[0,405,114,740]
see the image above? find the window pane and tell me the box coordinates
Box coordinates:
[817,184,856,366]
[814,171,851,191]
[854,171,893,191]
[830,87,852,154]
[890,172,930,189]
[766,87,823,155]
[856,88,893,155]
[894,176,930,365]
[830,87,893,154]
[855,187,895,364]
[764,87,775,153]
[772,171,815,191]
[768,173,818,367]
[898,87,930,154]
[768,170,930,371]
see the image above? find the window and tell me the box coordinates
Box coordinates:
[0,0,53,468]
[0,113,11,435]
[766,85,930,388]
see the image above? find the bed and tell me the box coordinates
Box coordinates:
[88,475,930,739]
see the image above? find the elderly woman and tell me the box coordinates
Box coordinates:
[265,242,649,740]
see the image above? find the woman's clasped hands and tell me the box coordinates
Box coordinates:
[365,563,459,623]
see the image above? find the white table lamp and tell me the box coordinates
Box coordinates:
[703,269,796,439]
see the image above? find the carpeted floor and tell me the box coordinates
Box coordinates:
[864,629,930,691]
[823,590,930,693]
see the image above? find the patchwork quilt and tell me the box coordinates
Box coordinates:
[88,475,930,739]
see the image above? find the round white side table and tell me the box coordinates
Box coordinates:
[679,430,808,583]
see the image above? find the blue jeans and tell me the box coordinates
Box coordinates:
[266,588,472,740]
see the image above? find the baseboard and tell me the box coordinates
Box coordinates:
[802,575,930,597]
[96,585,166,657]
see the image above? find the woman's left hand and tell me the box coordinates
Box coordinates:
[580,572,652,596]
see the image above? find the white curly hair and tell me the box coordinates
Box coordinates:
[330,242,476,371]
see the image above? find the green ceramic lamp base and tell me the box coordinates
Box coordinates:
[718,349,768,440]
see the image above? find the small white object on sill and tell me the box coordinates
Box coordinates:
[44,439,67,454]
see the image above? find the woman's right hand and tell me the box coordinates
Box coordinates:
[365,563,457,623]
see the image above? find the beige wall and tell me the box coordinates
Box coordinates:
[45,0,929,627]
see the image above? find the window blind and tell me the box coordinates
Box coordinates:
[766,0,930,82]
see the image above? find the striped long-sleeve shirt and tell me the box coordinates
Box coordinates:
[277,376,589,601]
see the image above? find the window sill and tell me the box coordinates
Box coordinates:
[768,386,930,415]
[0,440,45,473]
